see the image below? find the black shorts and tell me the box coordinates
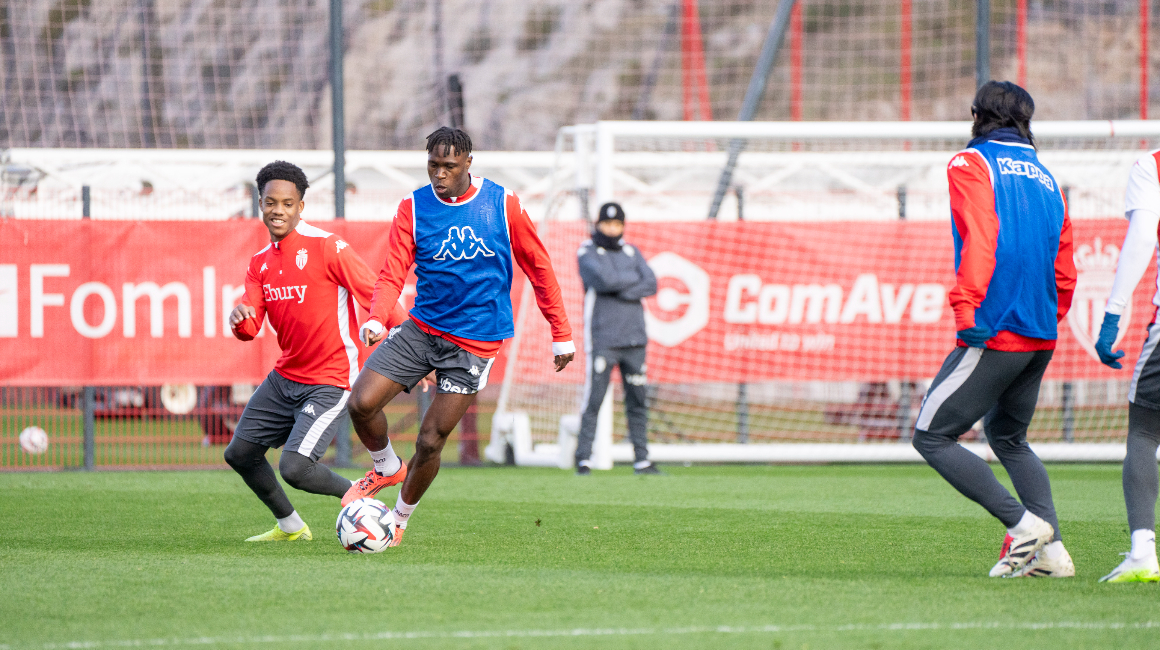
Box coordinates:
[233,370,350,460]
[363,319,495,395]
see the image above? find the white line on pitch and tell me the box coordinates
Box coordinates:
[17,620,1160,649]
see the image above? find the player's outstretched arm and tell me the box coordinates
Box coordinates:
[506,192,574,371]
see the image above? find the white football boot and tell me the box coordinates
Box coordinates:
[1099,553,1160,583]
[1009,542,1074,578]
[989,514,1054,577]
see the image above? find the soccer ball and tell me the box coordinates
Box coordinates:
[18,426,49,454]
[336,497,396,553]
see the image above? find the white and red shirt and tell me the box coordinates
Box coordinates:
[1107,150,1160,321]
[233,221,406,389]
[367,175,573,359]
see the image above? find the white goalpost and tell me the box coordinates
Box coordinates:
[487,119,1160,467]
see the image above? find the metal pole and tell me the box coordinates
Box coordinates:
[897,381,913,440]
[82,185,90,218]
[334,411,352,468]
[448,74,465,130]
[735,185,744,221]
[633,3,680,121]
[897,185,907,220]
[250,183,260,218]
[976,0,990,89]
[1061,381,1075,442]
[329,0,345,219]
[83,386,95,470]
[418,384,433,430]
[708,0,797,220]
[140,0,157,148]
[736,382,749,443]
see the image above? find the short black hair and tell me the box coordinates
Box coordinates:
[256,160,309,199]
[426,126,472,157]
[971,81,1036,146]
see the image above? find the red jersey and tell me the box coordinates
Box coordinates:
[232,222,406,389]
[367,176,572,358]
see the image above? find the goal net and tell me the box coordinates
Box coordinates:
[488,119,1160,467]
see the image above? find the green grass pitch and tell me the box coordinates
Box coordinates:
[1,463,1158,649]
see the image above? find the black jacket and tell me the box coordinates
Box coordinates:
[577,239,657,349]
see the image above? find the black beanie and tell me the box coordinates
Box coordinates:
[596,202,625,223]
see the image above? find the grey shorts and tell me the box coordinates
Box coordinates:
[1131,322,1160,409]
[363,319,495,395]
[233,370,350,460]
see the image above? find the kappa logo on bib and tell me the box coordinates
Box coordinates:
[1068,237,1130,361]
[433,226,495,261]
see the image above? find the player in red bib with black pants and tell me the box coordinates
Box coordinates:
[225,161,406,542]
[342,127,575,546]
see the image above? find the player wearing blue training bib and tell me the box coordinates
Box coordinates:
[912,81,1077,579]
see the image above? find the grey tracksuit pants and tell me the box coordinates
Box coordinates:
[576,346,649,465]
[912,346,1062,540]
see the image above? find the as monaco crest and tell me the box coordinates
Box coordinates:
[296,248,308,270]
[1067,237,1129,361]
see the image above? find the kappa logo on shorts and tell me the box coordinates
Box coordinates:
[296,248,308,270]
[433,226,495,261]
[469,365,480,376]
[302,404,316,415]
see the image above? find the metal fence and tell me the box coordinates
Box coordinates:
[0,385,488,470]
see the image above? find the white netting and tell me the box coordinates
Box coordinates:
[493,122,1160,463]
[2,0,1158,151]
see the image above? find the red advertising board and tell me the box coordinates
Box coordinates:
[525,219,1152,384]
[0,218,1150,386]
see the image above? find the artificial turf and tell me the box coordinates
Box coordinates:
[1,463,1157,649]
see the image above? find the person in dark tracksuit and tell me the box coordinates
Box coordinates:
[912,81,1077,578]
[575,202,659,475]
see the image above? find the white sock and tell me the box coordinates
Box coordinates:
[1130,529,1156,560]
[277,510,306,534]
[1007,510,1043,537]
[1042,540,1065,560]
[633,460,652,470]
[369,442,401,476]
[393,494,418,530]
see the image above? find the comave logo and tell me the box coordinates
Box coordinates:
[643,252,711,347]
[433,227,495,261]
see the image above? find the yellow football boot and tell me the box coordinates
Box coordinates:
[245,524,312,542]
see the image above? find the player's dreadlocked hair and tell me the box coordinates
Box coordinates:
[426,126,472,157]
[256,160,309,199]
[971,81,1036,147]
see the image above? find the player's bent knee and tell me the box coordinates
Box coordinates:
[278,451,314,489]
[911,430,942,457]
[347,389,381,422]
[223,439,257,469]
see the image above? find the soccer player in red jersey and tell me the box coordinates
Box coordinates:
[343,128,574,545]
[224,161,407,542]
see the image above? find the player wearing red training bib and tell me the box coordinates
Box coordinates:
[342,127,574,546]
[224,160,406,543]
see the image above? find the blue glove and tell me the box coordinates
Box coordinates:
[1094,312,1125,369]
[957,325,992,348]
